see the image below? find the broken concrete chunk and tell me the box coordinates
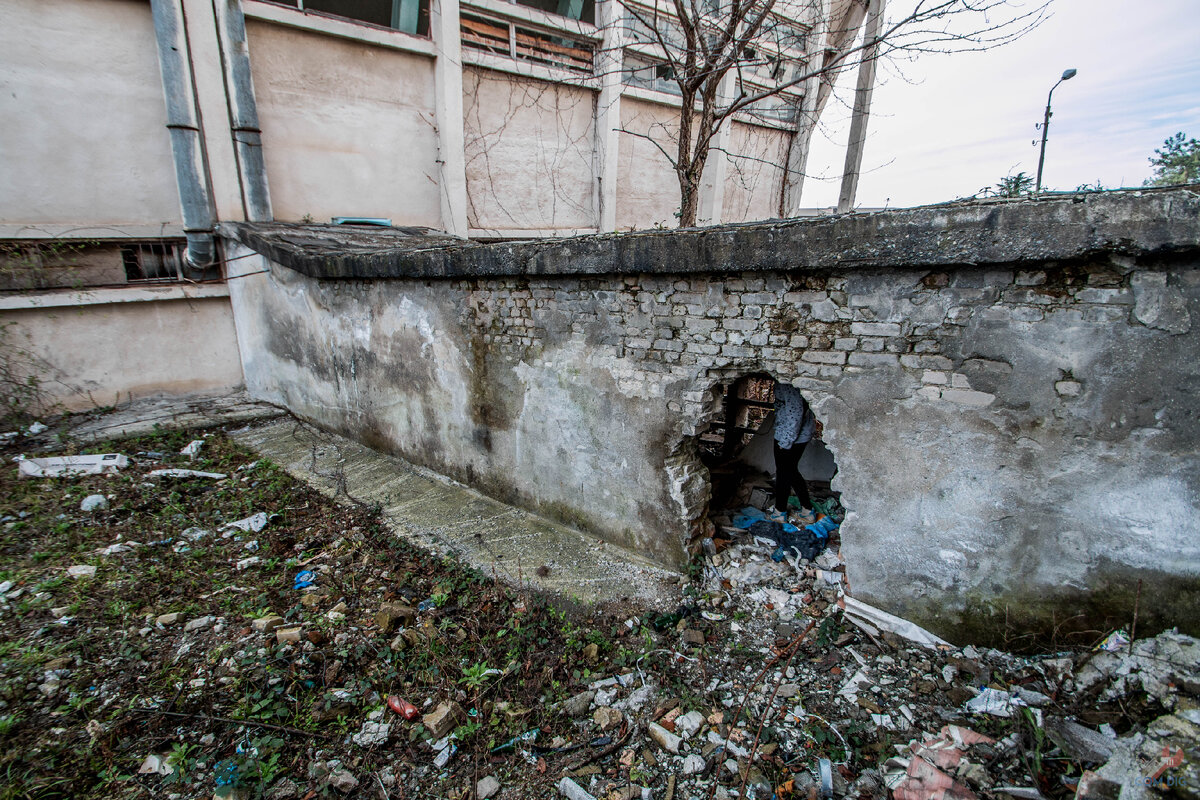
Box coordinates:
[183,615,215,632]
[674,710,705,739]
[252,615,286,633]
[351,720,390,747]
[557,777,597,800]
[681,753,706,774]
[423,701,467,739]
[276,626,303,644]
[648,722,682,753]
[147,469,227,479]
[326,768,358,793]
[155,612,181,627]
[66,565,96,580]
[593,707,623,731]
[80,494,108,512]
[375,603,416,633]
[1044,718,1115,764]
[561,689,595,717]
[475,775,500,800]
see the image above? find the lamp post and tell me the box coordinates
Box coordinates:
[1035,68,1077,193]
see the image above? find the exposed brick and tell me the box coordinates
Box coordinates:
[900,354,953,370]
[802,350,847,365]
[653,339,684,352]
[848,352,899,367]
[723,318,758,331]
[851,321,902,337]
[834,337,858,351]
[743,292,778,304]
[939,388,996,407]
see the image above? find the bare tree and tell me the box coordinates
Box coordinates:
[615,0,1049,226]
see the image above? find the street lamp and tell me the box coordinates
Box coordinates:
[1035,68,1078,193]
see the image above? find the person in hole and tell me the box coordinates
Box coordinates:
[771,381,815,523]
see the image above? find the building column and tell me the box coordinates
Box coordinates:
[593,0,624,232]
[432,0,469,237]
[781,0,829,216]
[697,72,736,226]
[837,0,885,214]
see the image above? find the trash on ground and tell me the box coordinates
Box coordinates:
[224,512,269,533]
[17,454,128,478]
[147,468,227,479]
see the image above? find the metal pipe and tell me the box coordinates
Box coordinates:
[213,0,273,221]
[150,0,218,273]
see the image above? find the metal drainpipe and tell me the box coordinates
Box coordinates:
[150,0,218,275]
[213,0,272,221]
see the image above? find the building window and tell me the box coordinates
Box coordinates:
[270,0,430,36]
[0,240,193,292]
[461,12,595,73]
[622,54,681,95]
[509,0,595,25]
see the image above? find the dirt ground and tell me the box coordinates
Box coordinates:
[0,424,1195,800]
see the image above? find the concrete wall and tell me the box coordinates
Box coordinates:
[721,122,790,223]
[463,68,597,233]
[246,19,442,226]
[225,189,1200,643]
[0,0,181,235]
[0,289,244,412]
[616,98,684,230]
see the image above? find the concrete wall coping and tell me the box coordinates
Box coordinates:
[0,283,230,311]
[222,186,1200,280]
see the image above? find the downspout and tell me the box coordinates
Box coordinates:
[150,0,218,275]
[213,0,273,221]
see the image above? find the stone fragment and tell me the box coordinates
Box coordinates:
[184,615,215,632]
[675,710,704,739]
[582,642,599,662]
[265,777,300,799]
[562,690,595,717]
[423,701,467,739]
[682,629,705,646]
[648,722,682,753]
[476,776,501,800]
[1132,271,1191,334]
[80,494,108,512]
[375,602,416,633]
[326,768,358,793]
[276,626,303,644]
[66,565,96,579]
[681,753,706,775]
[594,707,623,731]
[155,612,181,626]
[351,720,390,747]
[252,615,285,633]
[389,628,422,651]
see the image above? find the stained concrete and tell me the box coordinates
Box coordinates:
[230,417,680,607]
[64,391,283,444]
[222,188,1200,642]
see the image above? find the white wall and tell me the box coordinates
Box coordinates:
[0,0,181,236]
[246,18,443,226]
[463,68,597,232]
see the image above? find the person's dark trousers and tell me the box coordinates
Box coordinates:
[774,441,813,512]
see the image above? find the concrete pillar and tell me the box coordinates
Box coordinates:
[432,0,469,237]
[837,0,885,214]
[697,72,736,226]
[593,0,624,232]
[781,0,829,216]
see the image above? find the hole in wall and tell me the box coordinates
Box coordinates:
[692,372,844,571]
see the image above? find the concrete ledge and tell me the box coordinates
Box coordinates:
[222,187,1200,281]
[0,284,230,310]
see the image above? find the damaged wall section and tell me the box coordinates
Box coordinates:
[222,188,1200,643]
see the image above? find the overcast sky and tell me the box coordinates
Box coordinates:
[798,0,1200,209]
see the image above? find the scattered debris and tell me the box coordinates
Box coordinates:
[79,494,108,512]
[17,453,127,478]
[147,468,227,479]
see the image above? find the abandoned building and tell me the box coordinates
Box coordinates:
[1,0,1198,646]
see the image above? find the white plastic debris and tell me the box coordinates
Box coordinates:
[223,512,269,533]
[180,440,204,459]
[965,687,1029,717]
[147,469,227,479]
[1096,630,1130,652]
[840,596,951,649]
[138,753,174,776]
[18,454,128,478]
